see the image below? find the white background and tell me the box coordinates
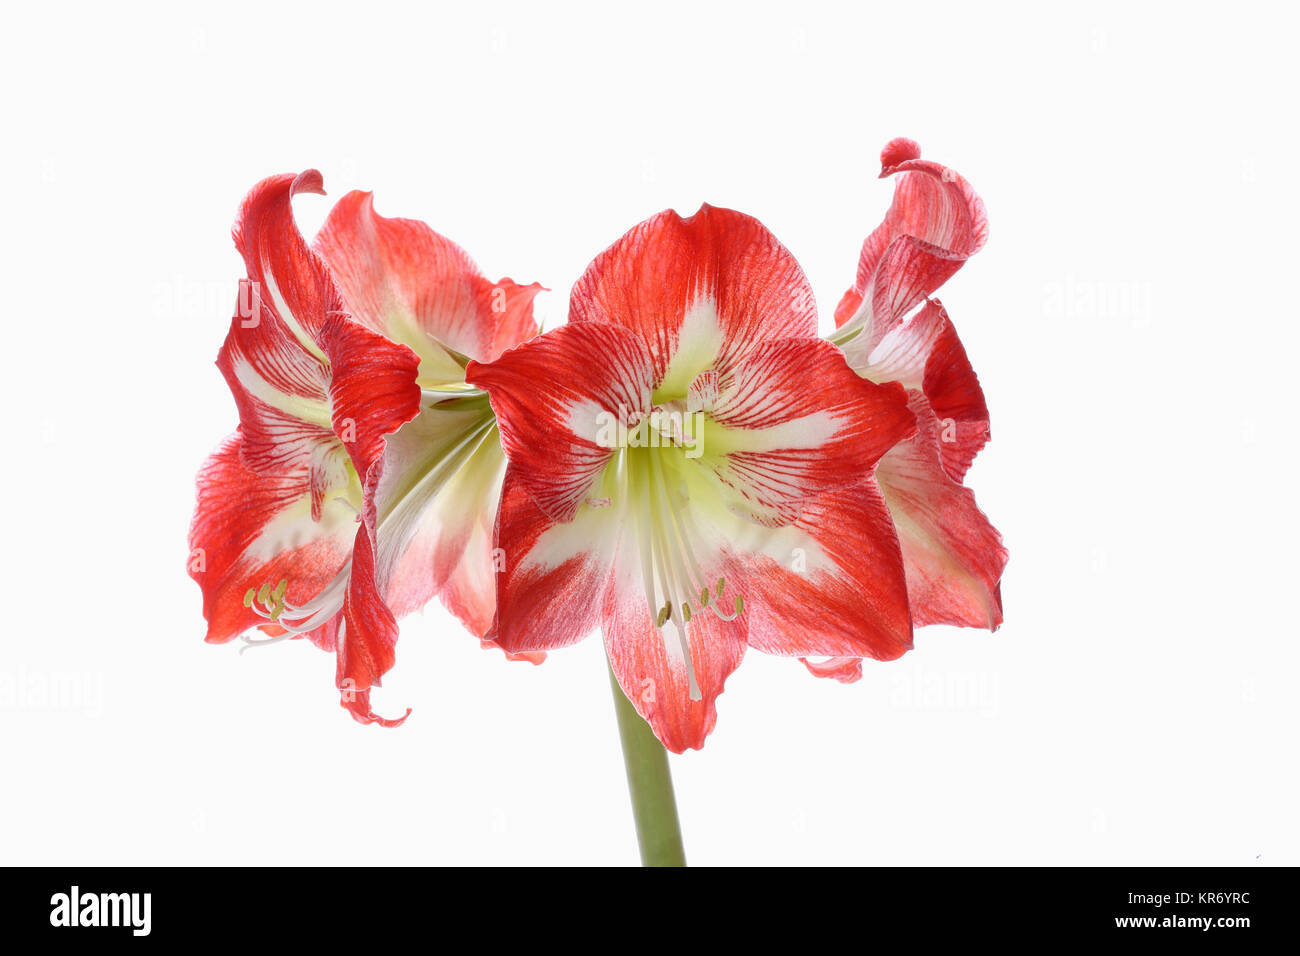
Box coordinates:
[2,1,1296,866]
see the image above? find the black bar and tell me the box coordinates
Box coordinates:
[3,866,1284,943]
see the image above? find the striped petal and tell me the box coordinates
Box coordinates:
[315,190,542,385]
[487,466,619,654]
[605,593,746,754]
[370,397,505,638]
[702,337,915,525]
[568,205,818,393]
[835,139,988,345]
[217,172,347,515]
[849,299,990,480]
[877,398,1007,630]
[188,435,360,647]
[466,321,655,522]
[737,478,913,661]
[233,169,339,360]
[317,314,422,724]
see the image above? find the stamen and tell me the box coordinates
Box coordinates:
[241,565,351,641]
[629,446,748,704]
[238,633,292,654]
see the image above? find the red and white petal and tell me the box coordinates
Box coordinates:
[341,688,409,728]
[233,170,340,360]
[920,305,992,482]
[729,478,914,662]
[704,337,916,524]
[569,205,818,393]
[421,431,508,638]
[605,593,747,754]
[848,294,948,387]
[188,435,358,645]
[219,173,347,506]
[877,405,1007,630]
[801,657,864,683]
[316,313,423,485]
[835,139,988,333]
[370,399,505,635]
[335,519,410,727]
[845,300,991,482]
[215,295,337,479]
[488,466,622,654]
[487,279,546,358]
[310,321,422,725]
[314,190,542,382]
[466,321,654,522]
[847,235,968,348]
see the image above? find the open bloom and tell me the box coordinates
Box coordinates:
[813,138,1007,681]
[188,171,541,724]
[315,189,543,645]
[467,206,917,751]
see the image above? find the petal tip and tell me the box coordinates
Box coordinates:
[341,688,410,727]
[480,638,547,665]
[880,137,922,176]
[292,168,326,197]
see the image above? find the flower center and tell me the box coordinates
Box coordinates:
[620,441,743,701]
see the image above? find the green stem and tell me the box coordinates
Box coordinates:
[608,665,687,867]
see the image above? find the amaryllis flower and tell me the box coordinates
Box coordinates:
[315,190,543,645]
[188,171,541,725]
[466,206,918,752]
[812,138,1007,682]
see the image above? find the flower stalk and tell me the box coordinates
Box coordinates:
[608,665,687,867]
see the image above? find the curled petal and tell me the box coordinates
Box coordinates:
[801,657,864,683]
[920,304,991,482]
[314,317,422,723]
[848,299,990,480]
[233,169,338,358]
[335,520,407,722]
[481,640,547,666]
[218,172,348,515]
[341,686,410,728]
[836,140,988,336]
[317,313,423,483]
[315,190,542,382]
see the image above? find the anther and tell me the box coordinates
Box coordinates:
[656,603,671,627]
